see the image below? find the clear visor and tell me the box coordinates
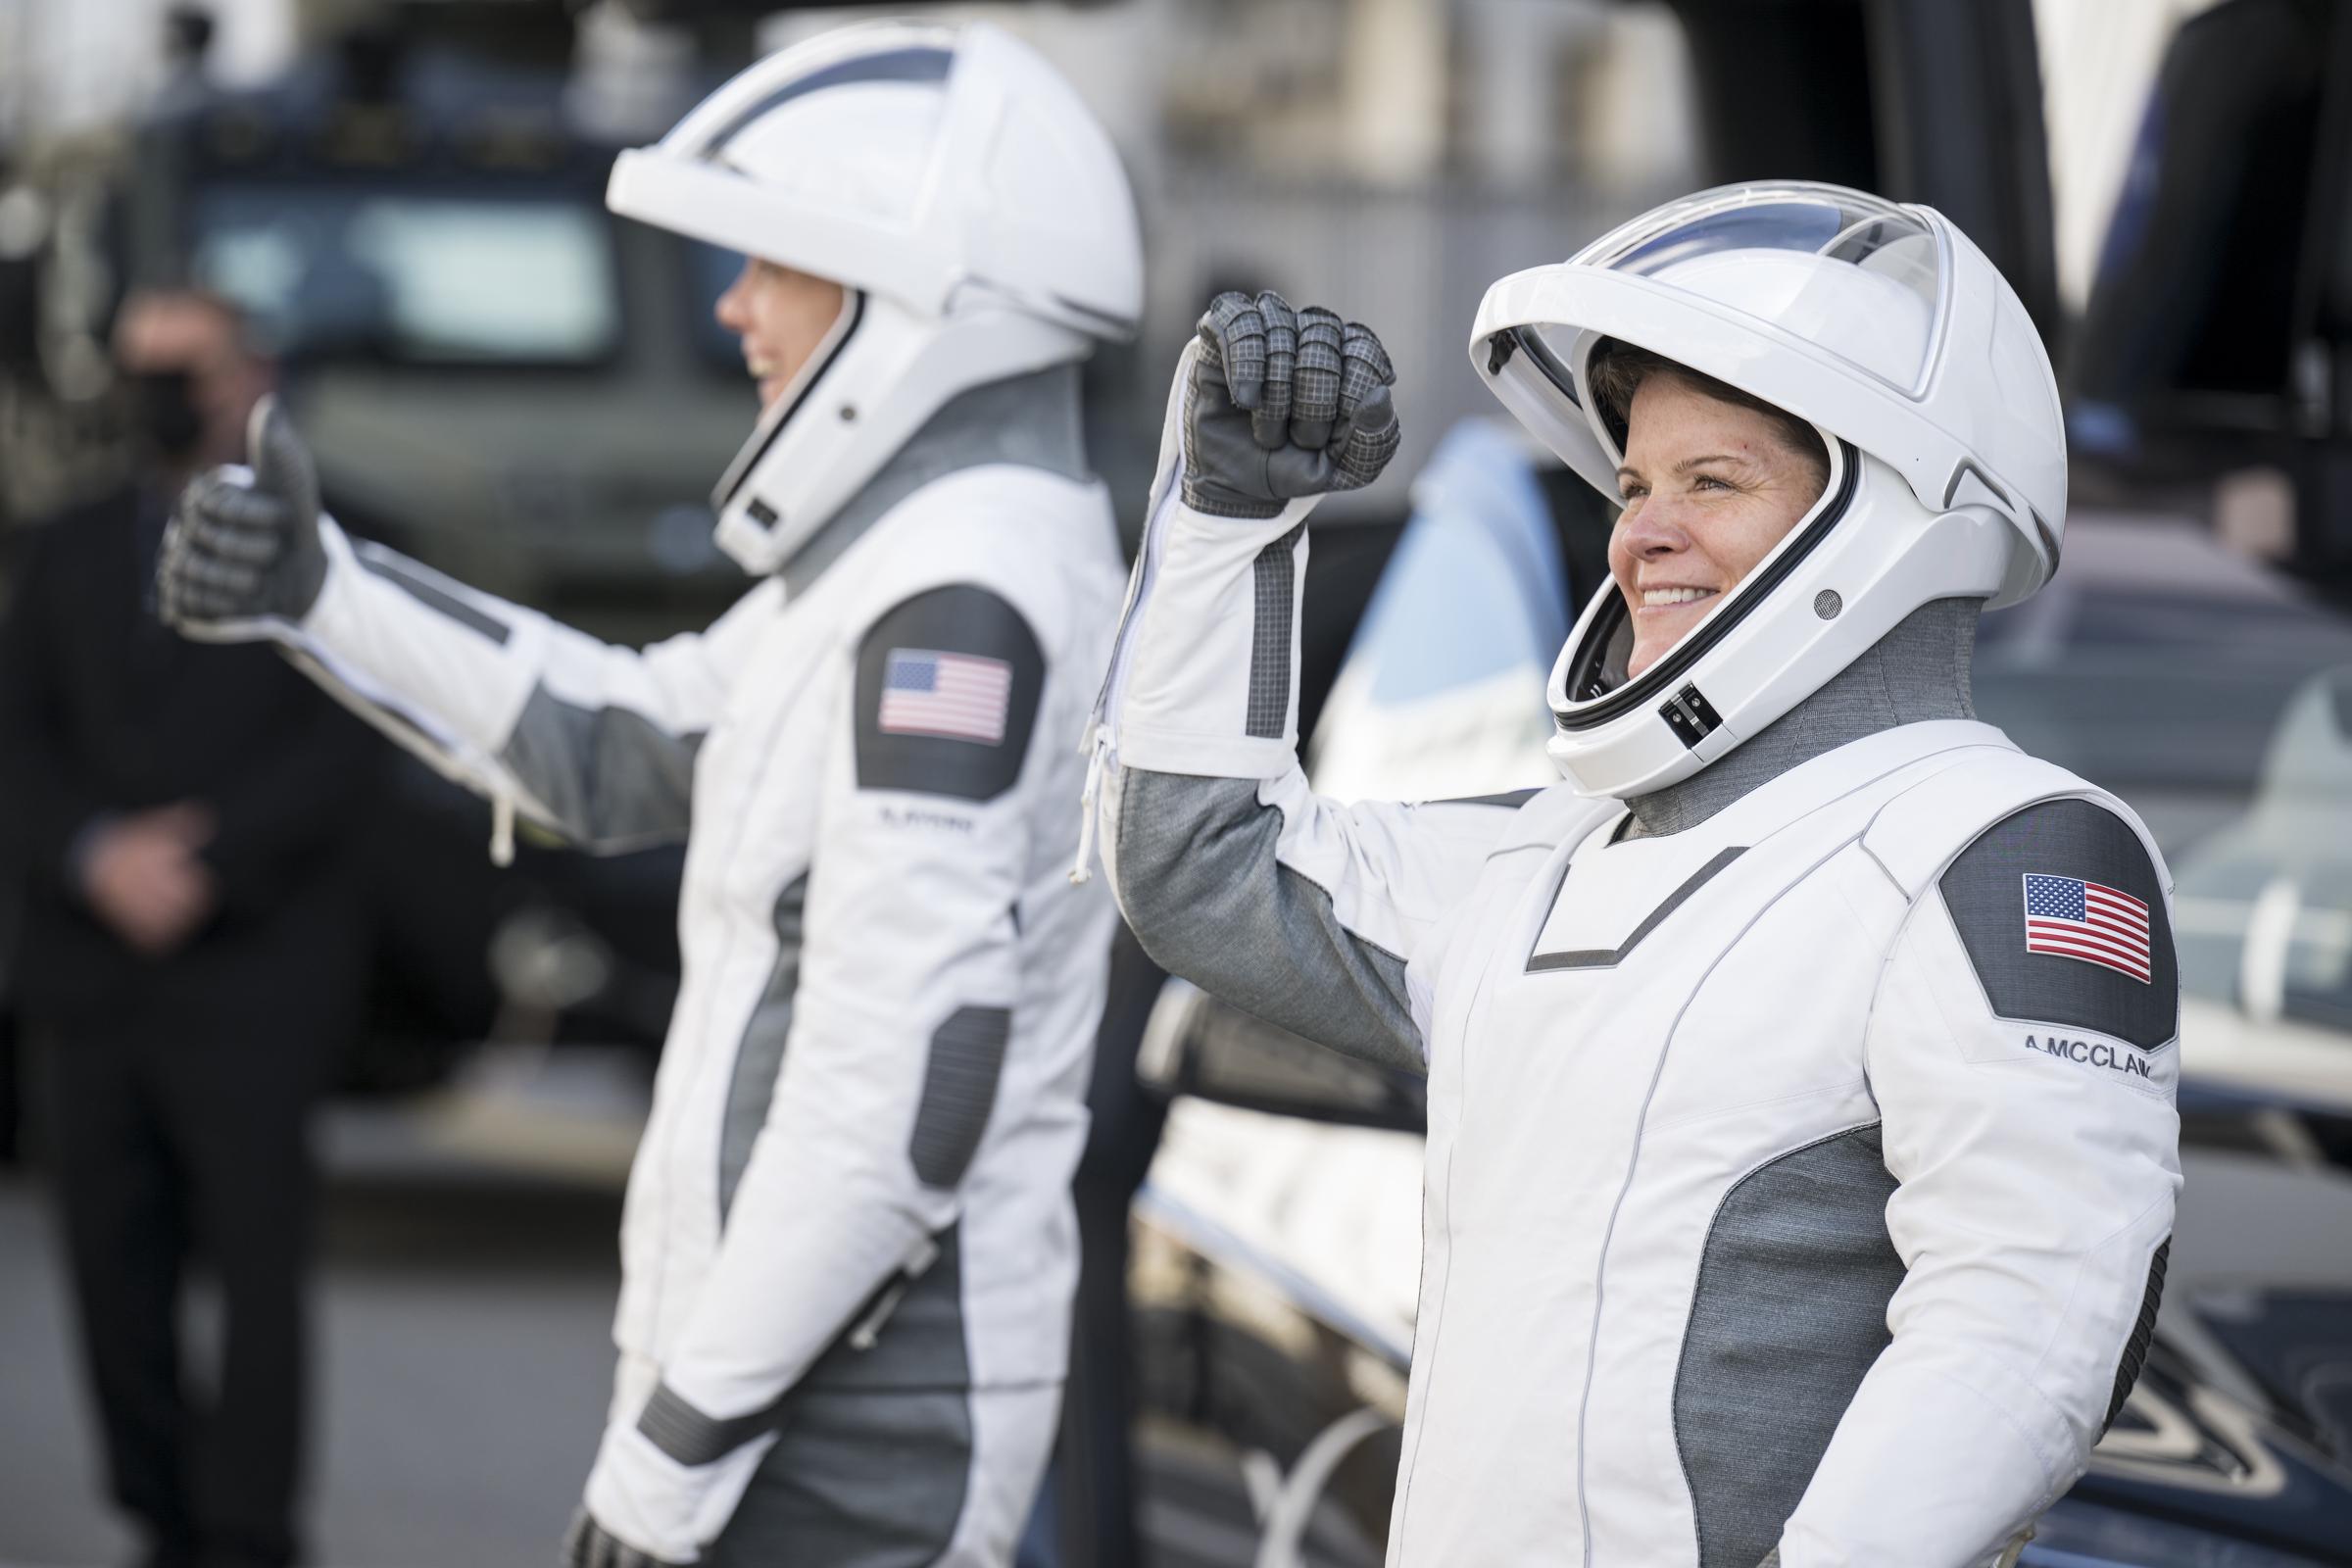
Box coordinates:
[1554,183,1945,400]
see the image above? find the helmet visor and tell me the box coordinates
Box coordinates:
[1555,183,1945,400]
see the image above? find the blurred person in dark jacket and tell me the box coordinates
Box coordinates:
[0,288,375,1568]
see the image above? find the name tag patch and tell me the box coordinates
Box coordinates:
[2023,1034,2164,1086]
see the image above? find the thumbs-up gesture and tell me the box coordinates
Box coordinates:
[158,395,329,637]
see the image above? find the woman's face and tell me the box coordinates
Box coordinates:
[714,257,849,413]
[1608,374,1828,679]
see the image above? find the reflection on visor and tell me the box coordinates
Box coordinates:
[1614,202,1847,275]
[1619,203,1936,292]
[1581,184,1945,397]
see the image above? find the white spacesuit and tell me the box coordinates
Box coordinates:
[157,23,1137,1567]
[1089,184,2181,1567]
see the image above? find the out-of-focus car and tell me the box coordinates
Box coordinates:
[1973,514,2352,856]
[1119,462,2352,1567]
[119,32,750,640]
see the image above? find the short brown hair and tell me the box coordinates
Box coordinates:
[1585,338,1829,491]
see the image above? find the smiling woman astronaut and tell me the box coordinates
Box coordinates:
[1084,182,2182,1568]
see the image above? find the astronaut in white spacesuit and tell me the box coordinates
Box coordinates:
[155,22,1136,1568]
[1087,182,2181,1567]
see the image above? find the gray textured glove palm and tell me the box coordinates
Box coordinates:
[1181,290,1401,518]
[561,1507,687,1568]
[156,395,328,634]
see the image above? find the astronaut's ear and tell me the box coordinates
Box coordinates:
[853,584,1045,804]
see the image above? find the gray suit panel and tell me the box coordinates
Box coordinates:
[499,685,704,850]
[718,876,808,1223]
[1114,767,1425,1074]
[1674,1124,1906,1568]
[695,1233,982,1568]
[698,1385,972,1568]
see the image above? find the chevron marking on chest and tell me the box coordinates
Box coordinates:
[1525,846,1748,972]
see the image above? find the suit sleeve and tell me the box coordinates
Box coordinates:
[1095,356,1516,1072]
[580,582,1052,1561]
[1782,799,2182,1567]
[0,524,106,889]
[268,518,777,852]
[197,660,380,913]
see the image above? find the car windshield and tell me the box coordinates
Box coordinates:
[190,184,622,366]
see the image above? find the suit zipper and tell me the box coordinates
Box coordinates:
[1070,480,1177,884]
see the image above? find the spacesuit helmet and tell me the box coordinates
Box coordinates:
[607,20,1143,574]
[1469,180,2065,798]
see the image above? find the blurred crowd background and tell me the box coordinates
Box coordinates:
[2,2,2350,1566]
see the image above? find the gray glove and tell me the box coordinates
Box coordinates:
[1181,289,1400,519]
[157,395,328,632]
[561,1508,687,1568]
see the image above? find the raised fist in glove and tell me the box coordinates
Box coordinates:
[562,1508,689,1568]
[157,394,328,637]
[1182,290,1400,518]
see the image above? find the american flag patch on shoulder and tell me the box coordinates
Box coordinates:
[2022,873,2152,983]
[879,649,1012,745]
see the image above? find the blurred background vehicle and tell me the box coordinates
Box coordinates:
[4,0,2352,1564]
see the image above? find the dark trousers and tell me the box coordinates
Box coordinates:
[1032,931,1169,1568]
[39,1018,326,1568]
